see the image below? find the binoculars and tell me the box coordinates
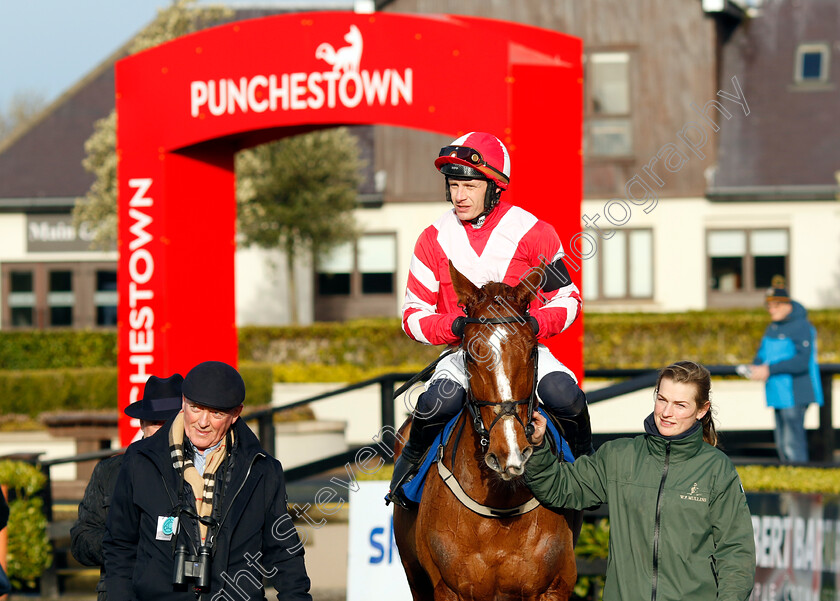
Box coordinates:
[173,544,212,591]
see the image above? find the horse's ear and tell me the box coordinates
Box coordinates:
[449,260,480,306]
[514,264,546,305]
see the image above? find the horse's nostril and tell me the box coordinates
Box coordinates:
[485,453,500,471]
[522,446,534,461]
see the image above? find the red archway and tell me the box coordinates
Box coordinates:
[115,11,582,444]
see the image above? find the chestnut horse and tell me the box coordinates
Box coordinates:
[393,262,582,601]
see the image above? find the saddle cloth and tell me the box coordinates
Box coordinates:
[399,407,575,505]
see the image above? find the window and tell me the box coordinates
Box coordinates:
[358,235,396,294]
[9,270,35,326]
[582,228,653,301]
[315,233,398,320]
[707,229,789,306]
[48,270,74,326]
[794,43,830,84]
[95,270,118,326]
[585,52,633,157]
[317,242,353,296]
[2,262,117,329]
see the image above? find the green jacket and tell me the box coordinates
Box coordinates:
[525,417,755,601]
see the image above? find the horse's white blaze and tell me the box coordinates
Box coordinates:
[503,417,523,468]
[489,325,513,401]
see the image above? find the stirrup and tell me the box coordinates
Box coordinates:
[385,487,417,509]
[386,468,419,509]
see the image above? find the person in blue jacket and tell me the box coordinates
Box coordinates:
[744,276,823,463]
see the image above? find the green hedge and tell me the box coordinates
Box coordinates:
[737,464,840,494]
[244,310,840,373]
[0,363,273,419]
[582,309,840,369]
[0,330,117,369]
[0,310,837,381]
[241,311,840,378]
[238,321,442,369]
[0,460,52,589]
[0,368,116,416]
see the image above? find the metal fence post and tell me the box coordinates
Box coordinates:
[37,461,59,600]
[258,414,276,458]
[818,371,834,463]
[380,378,396,462]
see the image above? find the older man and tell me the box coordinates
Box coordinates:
[104,361,311,601]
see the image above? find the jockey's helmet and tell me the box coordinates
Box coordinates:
[435,132,510,220]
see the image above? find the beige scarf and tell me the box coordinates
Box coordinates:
[168,412,232,542]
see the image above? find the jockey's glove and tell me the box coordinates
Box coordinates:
[451,316,466,338]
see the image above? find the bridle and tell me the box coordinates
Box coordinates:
[432,310,544,518]
[461,315,539,448]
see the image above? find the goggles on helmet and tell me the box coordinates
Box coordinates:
[438,145,510,188]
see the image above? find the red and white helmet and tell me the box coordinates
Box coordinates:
[434,132,511,190]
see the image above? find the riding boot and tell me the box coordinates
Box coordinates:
[569,405,594,457]
[387,414,440,507]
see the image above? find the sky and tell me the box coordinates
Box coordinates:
[0,0,352,112]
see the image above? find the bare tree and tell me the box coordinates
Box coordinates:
[73,0,232,247]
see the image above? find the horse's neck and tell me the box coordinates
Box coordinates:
[444,412,533,508]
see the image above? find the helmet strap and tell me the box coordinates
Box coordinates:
[468,182,501,227]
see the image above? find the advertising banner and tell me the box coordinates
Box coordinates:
[348,489,840,600]
[750,492,840,601]
[347,481,411,601]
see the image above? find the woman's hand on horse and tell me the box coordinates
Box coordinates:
[530,411,547,446]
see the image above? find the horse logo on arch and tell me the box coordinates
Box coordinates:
[316,24,363,73]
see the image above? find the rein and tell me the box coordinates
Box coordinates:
[392,347,458,400]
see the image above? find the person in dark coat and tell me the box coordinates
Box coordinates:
[70,374,184,601]
[1,486,10,597]
[0,487,7,530]
[103,361,312,601]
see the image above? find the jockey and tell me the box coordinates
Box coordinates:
[388,131,593,507]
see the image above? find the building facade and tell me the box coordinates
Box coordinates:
[0,0,837,330]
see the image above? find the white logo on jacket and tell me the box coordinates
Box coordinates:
[680,482,707,503]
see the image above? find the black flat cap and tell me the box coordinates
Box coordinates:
[125,374,184,421]
[182,361,245,410]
